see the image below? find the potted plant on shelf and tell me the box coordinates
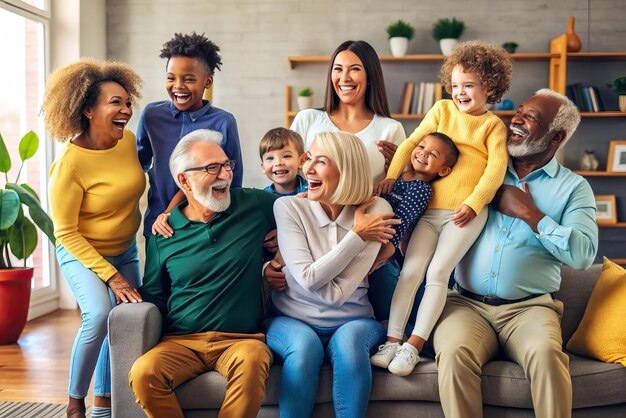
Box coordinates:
[297,87,314,110]
[502,41,519,54]
[608,76,626,112]
[432,17,465,56]
[0,130,55,345]
[386,19,415,57]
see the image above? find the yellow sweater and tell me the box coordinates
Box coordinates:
[49,130,145,281]
[387,100,508,214]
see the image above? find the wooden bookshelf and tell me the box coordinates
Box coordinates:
[288,53,556,68]
[597,222,626,228]
[566,52,626,62]
[580,111,626,117]
[575,170,626,177]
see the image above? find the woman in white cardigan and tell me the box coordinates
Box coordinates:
[265,131,400,418]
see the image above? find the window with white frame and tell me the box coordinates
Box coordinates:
[0,0,56,309]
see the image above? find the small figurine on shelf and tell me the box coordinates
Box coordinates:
[495,99,514,110]
[580,149,599,171]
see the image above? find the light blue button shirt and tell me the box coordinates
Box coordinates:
[455,157,598,300]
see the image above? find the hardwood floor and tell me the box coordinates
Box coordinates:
[0,309,93,406]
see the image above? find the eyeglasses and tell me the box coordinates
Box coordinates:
[184,160,236,175]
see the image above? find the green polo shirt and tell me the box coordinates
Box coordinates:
[140,188,278,336]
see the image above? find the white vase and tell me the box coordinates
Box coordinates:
[389,37,409,57]
[297,95,313,111]
[439,38,458,56]
[619,95,626,112]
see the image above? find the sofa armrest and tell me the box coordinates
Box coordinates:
[109,303,162,418]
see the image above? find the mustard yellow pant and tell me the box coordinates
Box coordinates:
[432,291,571,418]
[128,331,270,418]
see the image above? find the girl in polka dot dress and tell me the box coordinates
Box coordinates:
[371,133,459,272]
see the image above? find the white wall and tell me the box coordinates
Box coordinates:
[105,0,626,189]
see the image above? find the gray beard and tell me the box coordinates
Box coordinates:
[507,132,552,157]
[191,180,231,213]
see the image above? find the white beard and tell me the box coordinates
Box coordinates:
[507,132,552,158]
[191,179,232,213]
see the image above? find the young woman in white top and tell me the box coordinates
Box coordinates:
[288,40,407,321]
[290,40,406,185]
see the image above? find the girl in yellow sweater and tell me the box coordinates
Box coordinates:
[371,41,513,376]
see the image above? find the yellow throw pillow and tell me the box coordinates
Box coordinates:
[566,257,626,366]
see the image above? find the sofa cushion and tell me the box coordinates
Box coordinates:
[566,258,626,366]
[555,264,602,343]
[173,353,626,411]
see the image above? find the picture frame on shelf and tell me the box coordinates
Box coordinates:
[594,195,617,225]
[607,140,626,173]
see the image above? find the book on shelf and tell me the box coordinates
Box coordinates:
[400,81,445,115]
[410,82,420,114]
[434,82,443,102]
[416,81,426,114]
[400,82,414,114]
[588,86,605,111]
[566,83,605,112]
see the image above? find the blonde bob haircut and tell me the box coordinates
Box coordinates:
[312,131,372,206]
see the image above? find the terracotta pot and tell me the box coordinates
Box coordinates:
[566,16,582,53]
[0,268,33,345]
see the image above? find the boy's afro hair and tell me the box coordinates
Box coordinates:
[160,32,223,74]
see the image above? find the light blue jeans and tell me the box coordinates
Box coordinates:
[56,242,141,399]
[265,315,385,418]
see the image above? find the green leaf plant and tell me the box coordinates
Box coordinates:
[0,130,54,269]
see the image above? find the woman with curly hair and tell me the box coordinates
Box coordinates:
[371,41,513,376]
[44,59,144,418]
[137,32,242,241]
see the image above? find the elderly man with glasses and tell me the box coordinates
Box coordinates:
[128,129,278,418]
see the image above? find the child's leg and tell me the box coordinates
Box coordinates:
[408,209,488,348]
[386,211,442,341]
[369,242,396,274]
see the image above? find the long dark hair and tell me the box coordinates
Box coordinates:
[323,40,391,118]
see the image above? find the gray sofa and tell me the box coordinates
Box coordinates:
[109,264,626,417]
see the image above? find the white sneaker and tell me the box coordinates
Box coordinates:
[388,342,421,376]
[370,342,400,368]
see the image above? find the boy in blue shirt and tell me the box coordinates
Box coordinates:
[259,127,307,196]
[137,32,243,239]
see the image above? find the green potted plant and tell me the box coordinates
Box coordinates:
[297,87,314,110]
[0,130,55,345]
[432,17,465,55]
[386,19,415,57]
[502,41,519,54]
[608,77,626,112]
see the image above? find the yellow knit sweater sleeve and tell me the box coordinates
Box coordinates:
[462,120,508,213]
[49,159,118,281]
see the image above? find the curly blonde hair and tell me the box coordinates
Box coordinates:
[439,41,513,104]
[42,59,143,141]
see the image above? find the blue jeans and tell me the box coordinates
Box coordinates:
[265,315,385,418]
[56,242,141,399]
